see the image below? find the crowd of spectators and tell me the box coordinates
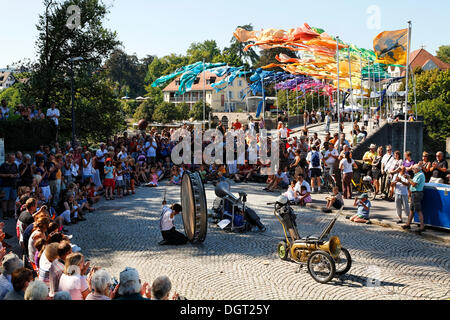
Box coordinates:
[0,97,448,299]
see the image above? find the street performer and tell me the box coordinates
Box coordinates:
[158,200,188,246]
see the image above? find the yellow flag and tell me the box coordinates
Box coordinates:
[373,28,408,65]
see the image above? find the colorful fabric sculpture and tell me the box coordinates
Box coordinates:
[373,28,408,66]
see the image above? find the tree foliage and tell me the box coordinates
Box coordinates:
[152,102,179,123]
[436,45,450,64]
[188,100,211,121]
[133,99,156,122]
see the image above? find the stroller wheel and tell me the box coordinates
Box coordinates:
[277,241,289,261]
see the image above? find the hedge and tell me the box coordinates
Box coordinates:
[0,119,57,152]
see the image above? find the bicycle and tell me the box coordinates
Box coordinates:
[321,167,337,193]
[351,174,376,200]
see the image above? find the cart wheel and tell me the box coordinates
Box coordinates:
[277,241,289,260]
[307,250,336,284]
[335,248,352,275]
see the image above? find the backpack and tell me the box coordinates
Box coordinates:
[311,152,320,167]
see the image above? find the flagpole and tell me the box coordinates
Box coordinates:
[347,47,355,123]
[403,21,412,155]
[203,59,206,129]
[336,36,341,152]
[359,53,363,119]
[412,67,418,120]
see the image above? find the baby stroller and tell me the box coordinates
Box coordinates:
[212,180,266,233]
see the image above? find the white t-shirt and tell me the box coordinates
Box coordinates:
[96,149,107,163]
[340,158,355,174]
[46,108,60,126]
[278,128,288,138]
[58,274,89,300]
[306,151,323,169]
[294,180,311,193]
[71,163,79,177]
[381,153,395,171]
[146,141,157,157]
[392,173,409,195]
[324,149,339,167]
[363,114,369,121]
[160,205,174,231]
[82,159,93,176]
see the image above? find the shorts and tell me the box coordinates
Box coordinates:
[2,186,17,201]
[115,180,125,188]
[104,178,115,187]
[310,168,322,178]
[411,191,424,212]
[332,199,343,209]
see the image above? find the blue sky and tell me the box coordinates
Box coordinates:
[1,0,449,66]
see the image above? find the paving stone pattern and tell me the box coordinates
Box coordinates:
[70,182,450,300]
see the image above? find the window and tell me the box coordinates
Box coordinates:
[175,80,180,86]
[194,77,200,85]
[228,91,233,99]
[238,80,243,87]
[229,80,234,87]
[239,90,244,99]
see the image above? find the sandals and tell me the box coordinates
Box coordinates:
[401,225,411,230]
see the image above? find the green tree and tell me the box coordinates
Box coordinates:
[229,24,259,67]
[254,47,297,71]
[186,40,221,64]
[417,97,450,153]
[188,100,211,121]
[152,102,178,123]
[176,102,190,120]
[0,85,22,110]
[436,45,450,64]
[133,98,157,122]
[104,49,153,98]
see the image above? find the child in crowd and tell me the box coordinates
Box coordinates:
[350,193,371,224]
[115,161,124,199]
[198,165,207,183]
[127,158,137,193]
[103,158,115,200]
[298,185,312,207]
[122,160,131,196]
[87,182,102,204]
[169,166,181,185]
[325,186,344,210]
[146,167,159,187]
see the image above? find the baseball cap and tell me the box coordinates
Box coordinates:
[1,253,23,275]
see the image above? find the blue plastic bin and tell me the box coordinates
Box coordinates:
[414,183,450,229]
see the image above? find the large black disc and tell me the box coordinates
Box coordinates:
[180,171,208,243]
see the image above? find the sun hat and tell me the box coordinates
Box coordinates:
[369,144,376,149]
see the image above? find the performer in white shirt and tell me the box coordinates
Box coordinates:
[159,200,188,246]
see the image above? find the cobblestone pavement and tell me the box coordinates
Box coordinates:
[67,181,449,300]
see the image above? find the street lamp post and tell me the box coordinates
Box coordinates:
[69,57,84,148]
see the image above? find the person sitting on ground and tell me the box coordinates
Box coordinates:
[49,240,72,298]
[298,185,312,207]
[293,175,311,205]
[169,166,181,185]
[53,291,72,300]
[350,193,371,224]
[24,279,49,300]
[284,180,298,205]
[113,267,151,300]
[325,186,344,210]
[159,201,188,246]
[58,252,93,300]
[3,267,33,300]
[151,275,180,300]
[145,167,159,187]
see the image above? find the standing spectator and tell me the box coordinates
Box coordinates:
[3,267,33,300]
[381,145,394,196]
[339,151,358,199]
[14,151,23,169]
[402,164,426,233]
[419,152,432,182]
[325,111,331,133]
[403,151,415,177]
[306,145,323,193]
[429,151,448,184]
[19,154,33,187]
[371,146,383,197]
[363,112,369,127]
[387,151,403,200]
[362,144,377,177]
[323,142,339,181]
[0,153,20,220]
[81,151,94,184]
[46,103,60,127]
[96,143,108,181]
[391,166,410,224]
[0,100,9,119]
[0,253,24,300]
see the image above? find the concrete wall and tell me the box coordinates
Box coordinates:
[352,121,424,162]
